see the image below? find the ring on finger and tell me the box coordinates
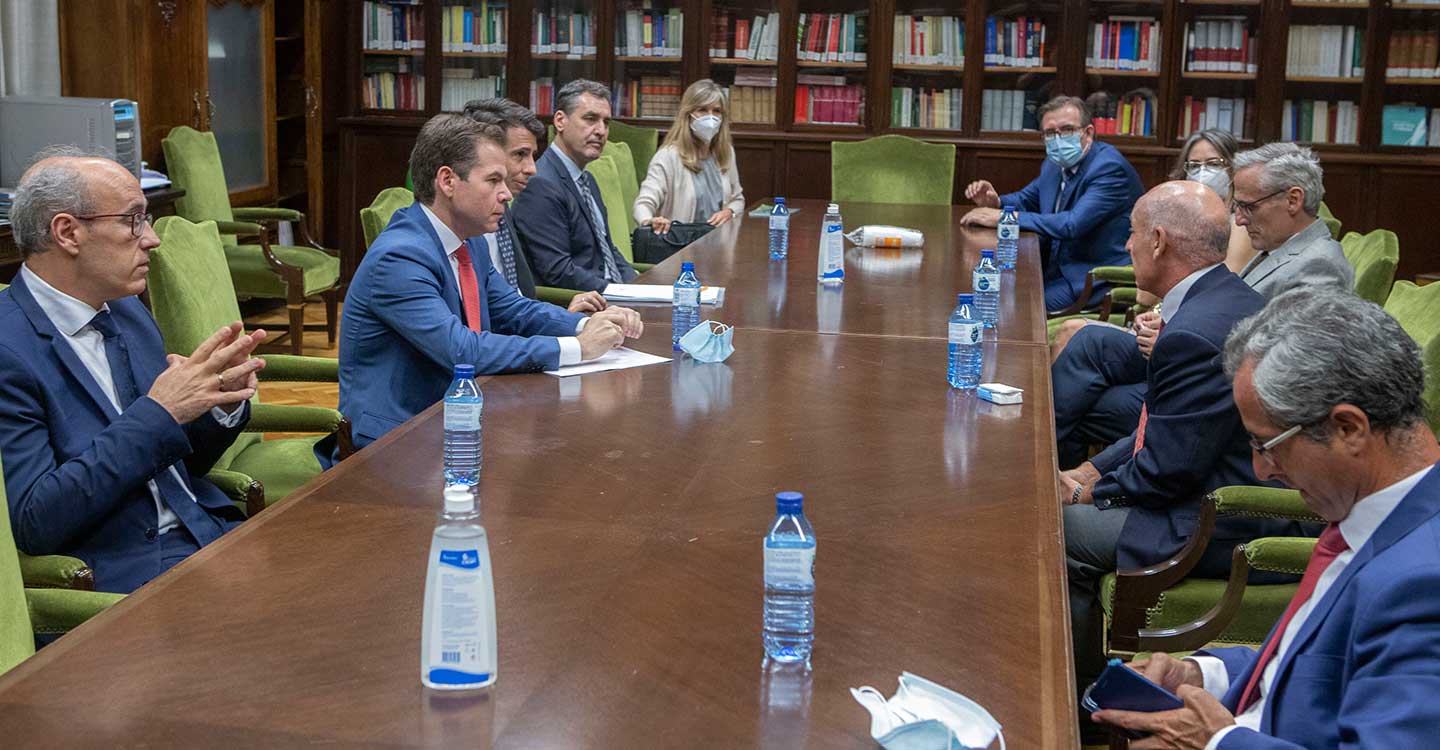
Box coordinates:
[218,372,227,389]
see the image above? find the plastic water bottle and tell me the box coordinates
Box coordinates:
[973,249,1000,328]
[948,293,984,390]
[997,205,1020,270]
[768,197,790,260]
[421,484,497,690]
[763,491,815,665]
[672,261,701,351]
[443,365,483,486]
[816,203,844,283]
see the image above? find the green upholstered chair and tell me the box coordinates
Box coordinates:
[361,187,417,248]
[586,150,655,273]
[0,452,124,674]
[1318,201,1342,240]
[603,140,641,233]
[1046,266,1145,336]
[161,126,343,356]
[150,216,341,513]
[830,135,957,206]
[603,120,658,194]
[1339,229,1400,306]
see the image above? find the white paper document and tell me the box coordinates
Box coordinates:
[601,283,724,304]
[544,347,672,377]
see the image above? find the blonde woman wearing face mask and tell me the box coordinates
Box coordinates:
[633,79,746,236]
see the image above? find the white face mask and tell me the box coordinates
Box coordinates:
[690,113,722,143]
[852,672,1006,750]
[1187,165,1231,200]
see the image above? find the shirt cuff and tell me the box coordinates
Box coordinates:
[1206,725,1242,750]
[211,403,246,427]
[1188,656,1232,701]
[557,337,582,366]
[575,317,589,335]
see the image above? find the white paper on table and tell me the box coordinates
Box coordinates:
[543,347,672,377]
[601,283,724,304]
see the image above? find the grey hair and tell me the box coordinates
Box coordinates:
[1138,183,1229,267]
[1037,95,1092,128]
[1231,142,1324,216]
[10,144,107,258]
[1224,287,1426,439]
[554,79,611,116]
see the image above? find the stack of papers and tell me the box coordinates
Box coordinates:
[603,284,724,304]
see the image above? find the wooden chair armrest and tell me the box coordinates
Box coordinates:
[1108,494,1218,652]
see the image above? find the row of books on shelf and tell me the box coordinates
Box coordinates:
[891,87,962,130]
[710,13,781,61]
[1287,25,1363,79]
[440,69,506,111]
[613,75,683,119]
[615,7,683,58]
[796,13,868,64]
[1282,100,1360,145]
[1087,17,1160,72]
[1387,30,1440,79]
[793,75,863,126]
[984,17,1047,68]
[363,1,425,51]
[530,10,595,56]
[1183,18,1256,74]
[440,2,506,53]
[726,80,776,124]
[892,15,963,67]
[363,69,425,110]
[980,89,1038,131]
[1383,105,1440,146]
[1090,91,1157,137]
[1178,96,1251,140]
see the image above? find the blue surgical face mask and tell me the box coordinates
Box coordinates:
[678,320,734,363]
[1046,132,1085,169]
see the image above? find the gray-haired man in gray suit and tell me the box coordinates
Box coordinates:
[1231,142,1353,296]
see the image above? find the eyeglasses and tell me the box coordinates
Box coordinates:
[1231,190,1286,217]
[1183,158,1229,172]
[74,211,153,238]
[1248,423,1304,460]
[1041,125,1085,141]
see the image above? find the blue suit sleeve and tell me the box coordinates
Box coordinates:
[481,257,585,338]
[0,344,193,554]
[510,179,612,292]
[369,244,562,373]
[1016,160,1135,241]
[1092,329,1239,508]
[181,400,249,479]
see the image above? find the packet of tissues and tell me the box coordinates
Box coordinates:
[851,672,1005,750]
[845,225,925,248]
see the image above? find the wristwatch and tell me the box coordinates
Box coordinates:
[1071,483,1085,506]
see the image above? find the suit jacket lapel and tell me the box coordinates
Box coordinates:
[8,273,121,420]
[544,148,605,242]
[405,203,464,317]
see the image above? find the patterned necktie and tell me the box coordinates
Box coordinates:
[495,215,519,289]
[576,172,622,282]
[454,244,484,334]
[1235,524,1349,713]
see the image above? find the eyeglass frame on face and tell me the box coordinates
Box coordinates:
[1230,189,1287,218]
[1041,124,1087,142]
[1248,423,1304,461]
[1183,158,1229,172]
[72,210,154,238]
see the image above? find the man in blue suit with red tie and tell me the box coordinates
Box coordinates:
[1093,287,1440,749]
[0,151,268,594]
[335,115,643,452]
[962,95,1145,312]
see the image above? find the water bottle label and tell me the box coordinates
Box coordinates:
[445,402,482,431]
[949,322,983,345]
[764,545,815,587]
[426,547,493,685]
[674,287,700,307]
[974,272,1000,292]
[997,224,1019,241]
[824,223,842,234]
[770,215,789,230]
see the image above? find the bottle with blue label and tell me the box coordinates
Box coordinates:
[816,203,844,283]
[421,484,497,690]
[764,491,815,665]
[948,293,984,390]
[973,249,1000,328]
[996,205,1020,269]
[768,197,790,260]
[443,364,483,486]
[672,261,701,351]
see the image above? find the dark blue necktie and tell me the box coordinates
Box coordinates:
[496,215,519,288]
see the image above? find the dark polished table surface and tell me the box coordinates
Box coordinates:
[0,202,1075,749]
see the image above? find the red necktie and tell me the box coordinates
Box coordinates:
[1235,524,1349,713]
[454,244,483,334]
[1131,319,1165,456]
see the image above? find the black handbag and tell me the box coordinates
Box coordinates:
[630,221,715,264]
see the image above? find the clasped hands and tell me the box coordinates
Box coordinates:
[1091,653,1237,750]
[577,305,644,360]
[1058,462,1101,506]
[147,322,267,424]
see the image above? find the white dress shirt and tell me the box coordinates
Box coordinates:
[20,264,244,534]
[1193,464,1432,748]
[418,204,584,366]
[1160,262,1223,324]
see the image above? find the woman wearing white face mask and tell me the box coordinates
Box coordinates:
[634,79,746,236]
[1171,128,1255,274]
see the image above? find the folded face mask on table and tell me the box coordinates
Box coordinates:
[678,320,735,363]
[851,672,1005,750]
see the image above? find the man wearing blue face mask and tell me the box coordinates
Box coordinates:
[962,96,1145,313]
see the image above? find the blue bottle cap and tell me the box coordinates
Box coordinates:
[776,491,803,513]
[774,197,786,204]
[1002,204,1016,212]
[681,261,695,272]
[958,293,975,305]
[453,364,475,379]
[981,249,995,259]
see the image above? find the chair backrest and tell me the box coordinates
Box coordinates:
[150,216,262,462]
[585,152,634,263]
[1383,280,1440,433]
[603,140,640,232]
[1318,201,1342,240]
[160,126,237,244]
[605,120,659,191]
[830,135,957,206]
[361,187,417,248]
[0,452,37,674]
[1339,229,1399,306]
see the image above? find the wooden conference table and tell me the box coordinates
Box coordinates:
[0,200,1075,748]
